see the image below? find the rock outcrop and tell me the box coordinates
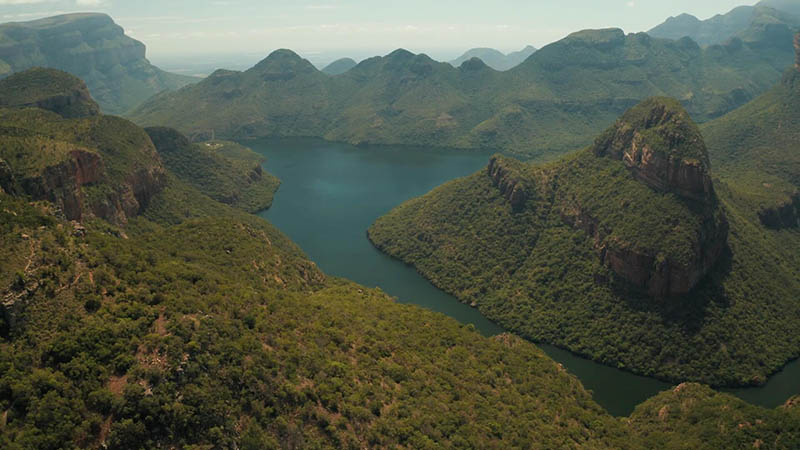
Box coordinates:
[795,32,800,70]
[578,98,729,296]
[487,156,528,211]
[593,97,715,203]
[0,13,195,114]
[759,192,800,229]
[0,67,100,118]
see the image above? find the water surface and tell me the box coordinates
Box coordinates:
[252,137,800,416]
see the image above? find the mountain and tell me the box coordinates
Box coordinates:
[321,57,358,75]
[648,3,800,46]
[0,68,166,225]
[130,27,796,159]
[0,13,197,114]
[702,33,800,229]
[145,127,280,213]
[448,45,537,71]
[368,96,800,386]
[3,58,800,450]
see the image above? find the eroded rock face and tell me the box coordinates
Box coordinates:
[593,98,714,203]
[487,156,528,211]
[30,85,100,119]
[561,200,728,297]
[759,192,800,229]
[14,147,165,224]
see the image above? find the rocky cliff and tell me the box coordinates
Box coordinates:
[759,192,800,229]
[0,13,196,114]
[0,67,100,118]
[593,97,714,203]
[487,156,529,211]
[0,70,167,224]
[577,98,728,296]
[795,32,800,70]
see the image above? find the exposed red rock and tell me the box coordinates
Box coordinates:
[593,98,714,203]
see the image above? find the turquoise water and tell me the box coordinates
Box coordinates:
[252,137,800,417]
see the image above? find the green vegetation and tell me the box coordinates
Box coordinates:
[145,127,280,213]
[702,68,800,226]
[129,25,796,159]
[369,96,800,386]
[0,13,197,114]
[3,60,800,450]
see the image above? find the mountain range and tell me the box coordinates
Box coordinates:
[130,25,797,159]
[0,13,197,114]
[368,37,800,387]
[448,45,537,71]
[3,62,800,450]
[648,1,800,46]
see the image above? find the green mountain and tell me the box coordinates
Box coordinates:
[321,57,358,75]
[648,3,799,47]
[368,94,800,387]
[701,38,800,229]
[0,13,197,115]
[130,27,796,159]
[448,45,537,71]
[3,54,800,450]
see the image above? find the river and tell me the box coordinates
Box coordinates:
[252,137,800,417]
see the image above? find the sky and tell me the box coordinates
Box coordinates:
[0,0,758,66]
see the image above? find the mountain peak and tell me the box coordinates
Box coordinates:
[250,49,318,76]
[322,57,357,75]
[0,67,99,118]
[564,28,626,45]
[386,48,415,60]
[459,57,490,71]
[593,97,714,203]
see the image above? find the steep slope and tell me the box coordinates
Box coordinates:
[130,27,795,159]
[0,68,166,225]
[145,127,280,213]
[648,4,799,47]
[702,35,800,228]
[0,13,197,114]
[449,45,537,71]
[321,57,357,75]
[369,97,800,386]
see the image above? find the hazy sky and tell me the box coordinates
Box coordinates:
[0,0,758,61]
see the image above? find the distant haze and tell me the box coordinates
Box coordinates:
[0,0,757,64]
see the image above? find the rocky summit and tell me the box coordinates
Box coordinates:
[592,97,715,204]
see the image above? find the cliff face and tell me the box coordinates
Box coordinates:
[759,192,800,229]
[0,14,195,114]
[795,32,800,70]
[15,146,165,224]
[0,68,100,118]
[487,156,528,211]
[580,98,728,296]
[593,98,714,203]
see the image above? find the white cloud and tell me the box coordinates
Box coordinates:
[76,0,107,5]
[626,1,636,7]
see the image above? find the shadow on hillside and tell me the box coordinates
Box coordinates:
[613,245,733,334]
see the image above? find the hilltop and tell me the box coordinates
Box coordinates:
[0,13,197,114]
[321,57,358,75]
[448,45,537,71]
[130,26,796,159]
[648,3,800,46]
[368,96,800,386]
